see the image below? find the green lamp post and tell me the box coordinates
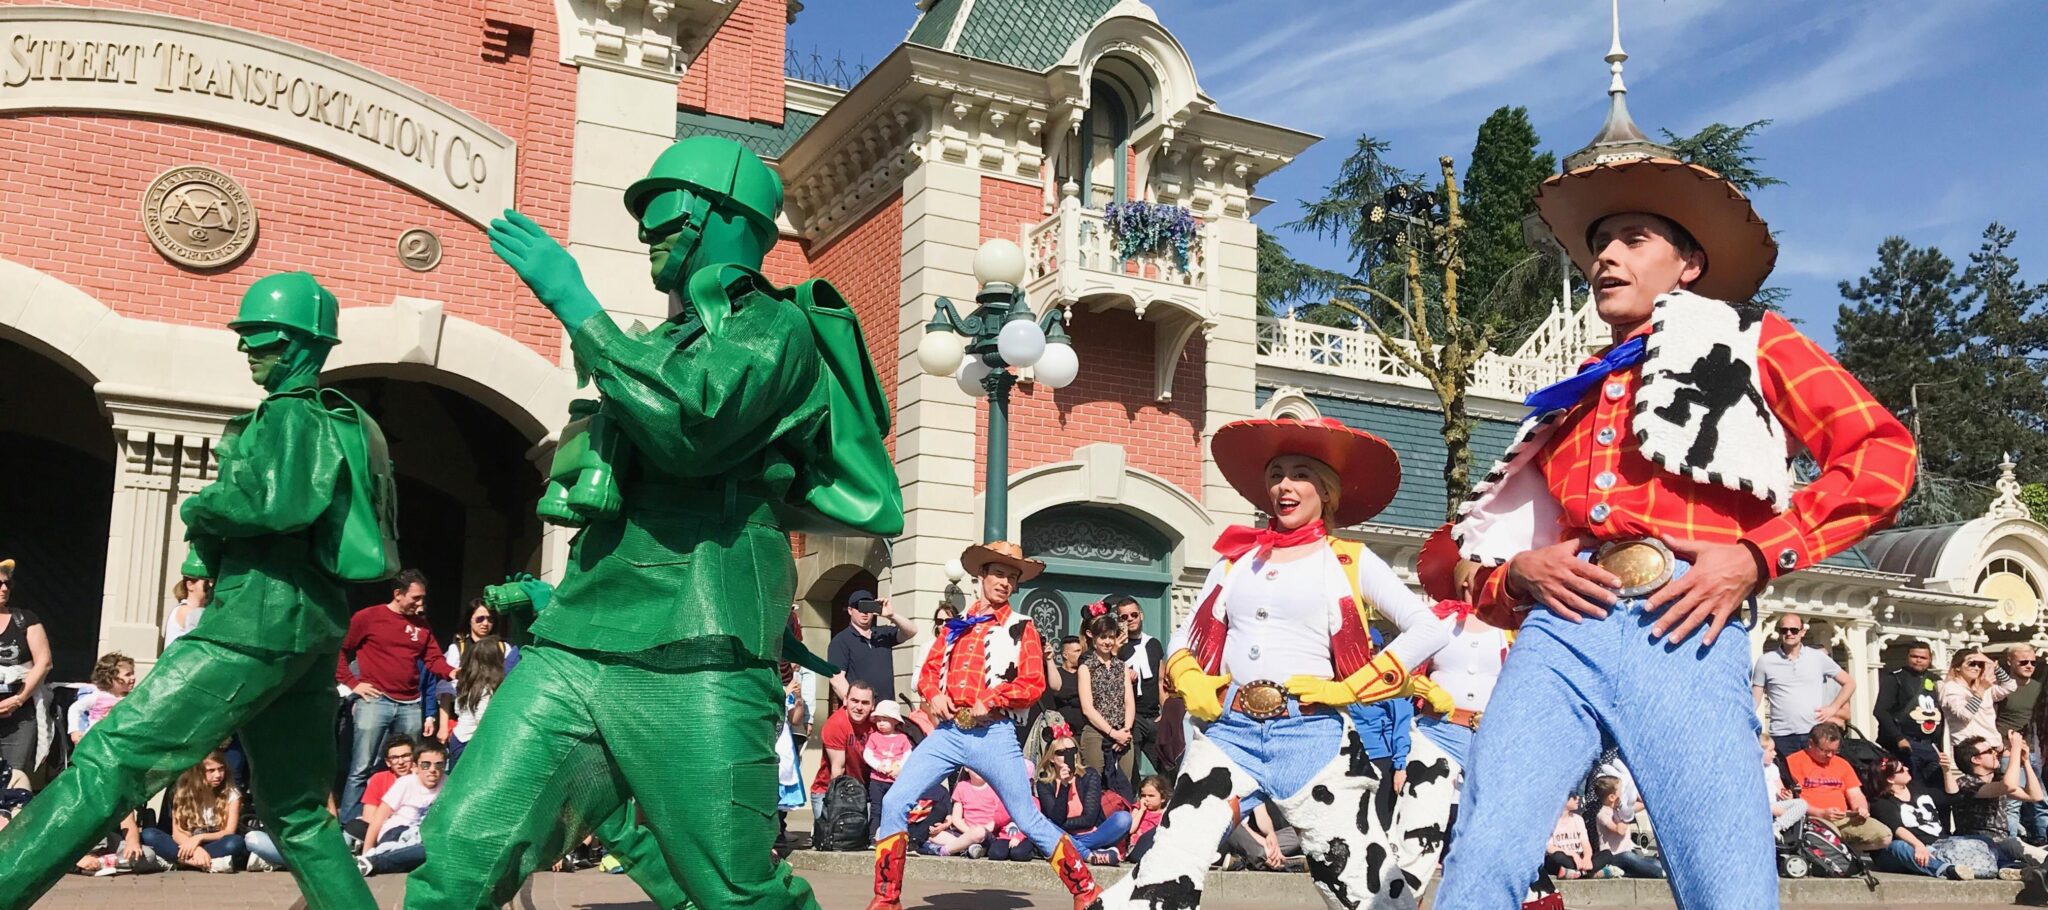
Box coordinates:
[916,239,1081,544]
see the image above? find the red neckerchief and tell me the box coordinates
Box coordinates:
[1433,599,1477,622]
[1213,520,1328,562]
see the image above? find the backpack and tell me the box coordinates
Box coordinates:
[1836,726,1888,795]
[1781,817,1876,886]
[311,388,401,583]
[813,774,871,852]
[686,265,904,538]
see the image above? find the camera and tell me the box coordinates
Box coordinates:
[849,595,881,615]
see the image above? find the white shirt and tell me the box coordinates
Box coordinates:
[380,774,441,831]
[1432,617,1509,712]
[1221,553,1335,682]
[163,601,205,646]
[453,693,490,742]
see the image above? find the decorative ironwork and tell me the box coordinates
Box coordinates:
[1023,514,1162,566]
[785,45,869,89]
[1021,589,1069,649]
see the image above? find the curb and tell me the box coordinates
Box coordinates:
[785,850,2027,906]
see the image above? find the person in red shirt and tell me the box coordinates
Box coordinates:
[335,570,452,823]
[866,541,1099,910]
[1430,63,1915,910]
[808,681,877,817]
[1783,723,1891,851]
[343,735,416,843]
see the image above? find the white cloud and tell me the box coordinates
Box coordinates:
[1704,0,1994,127]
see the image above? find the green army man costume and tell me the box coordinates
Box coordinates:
[408,136,901,910]
[0,272,397,910]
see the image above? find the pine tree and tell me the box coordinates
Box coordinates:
[1463,106,1559,342]
[1955,223,2048,477]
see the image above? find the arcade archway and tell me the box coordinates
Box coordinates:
[0,335,114,679]
[325,374,544,643]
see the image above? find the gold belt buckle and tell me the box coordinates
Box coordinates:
[1594,537,1675,598]
[953,707,979,730]
[1235,680,1288,721]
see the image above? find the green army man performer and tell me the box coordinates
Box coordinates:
[0,273,398,910]
[407,136,901,910]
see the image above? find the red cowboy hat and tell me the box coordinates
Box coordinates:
[1212,418,1401,527]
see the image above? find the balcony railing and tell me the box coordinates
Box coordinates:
[1257,315,1583,402]
[1023,184,1209,313]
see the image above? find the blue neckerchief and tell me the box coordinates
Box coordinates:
[1521,335,1648,417]
[945,612,998,644]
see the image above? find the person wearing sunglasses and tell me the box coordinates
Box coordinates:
[1751,613,1856,761]
[1941,648,2018,751]
[1950,730,2048,868]
[357,741,449,877]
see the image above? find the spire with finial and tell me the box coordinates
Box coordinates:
[1564,0,1674,171]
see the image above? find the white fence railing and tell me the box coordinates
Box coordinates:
[1256,314,1588,402]
[1024,186,1208,296]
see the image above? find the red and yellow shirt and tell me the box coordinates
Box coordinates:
[914,602,1046,712]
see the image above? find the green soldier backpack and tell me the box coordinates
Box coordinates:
[687,264,905,538]
[313,388,401,582]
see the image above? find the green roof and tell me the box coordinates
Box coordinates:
[673,108,821,160]
[1262,387,1879,569]
[907,0,1120,71]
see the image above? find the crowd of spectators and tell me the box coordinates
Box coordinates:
[3,546,2047,893]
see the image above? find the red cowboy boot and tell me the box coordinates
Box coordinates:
[866,832,908,910]
[1048,836,1103,910]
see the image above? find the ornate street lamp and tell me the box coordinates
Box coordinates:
[915,239,1080,543]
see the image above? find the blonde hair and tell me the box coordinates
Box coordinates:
[171,750,232,835]
[1267,456,1342,522]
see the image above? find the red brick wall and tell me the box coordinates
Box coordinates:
[972,177,1207,496]
[762,236,811,287]
[807,193,903,452]
[0,0,574,360]
[677,0,785,124]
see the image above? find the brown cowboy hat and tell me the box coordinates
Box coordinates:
[962,540,1045,583]
[1534,157,1777,303]
[1212,417,1401,527]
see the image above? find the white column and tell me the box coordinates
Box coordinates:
[892,158,985,697]
[1203,215,1260,532]
[96,388,248,673]
[1845,620,1874,732]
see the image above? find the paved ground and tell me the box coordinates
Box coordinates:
[33,866,2021,910]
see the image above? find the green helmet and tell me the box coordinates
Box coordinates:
[229,271,340,346]
[623,136,783,241]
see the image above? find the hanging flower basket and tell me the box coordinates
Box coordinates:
[1102,201,1198,273]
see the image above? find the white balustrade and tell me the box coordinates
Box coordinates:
[1256,315,1583,402]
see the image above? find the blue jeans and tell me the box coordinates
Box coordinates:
[1437,556,1775,910]
[878,719,1070,858]
[1596,848,1667,878]
[139,828,246,868]
[1202,688,1348,818]
[1075,810,1132,853]
[341,696,421,823]
[244,829,287,868]
[363,825,425,875]
[1873,838,1955,877]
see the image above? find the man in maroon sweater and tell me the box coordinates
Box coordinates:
[336,569,452,823]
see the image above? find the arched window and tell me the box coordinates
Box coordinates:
[1977,556,2043,625]
[1060,58,1154,208]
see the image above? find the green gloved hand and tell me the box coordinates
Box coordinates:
[487,209,604,328]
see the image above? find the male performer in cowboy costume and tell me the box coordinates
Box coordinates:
[1429,63,1917,909]
[409,136,900,910]
[869,541,1102,910]
[0,273,396,910]
[1101,417,1455,910]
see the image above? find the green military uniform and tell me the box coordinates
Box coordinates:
[0,273,391,910]
[407,137,899,910]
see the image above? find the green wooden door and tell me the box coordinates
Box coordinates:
[1017,505,1175,654]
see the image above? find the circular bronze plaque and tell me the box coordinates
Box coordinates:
[398,228,443,272]
[142,166,257,268]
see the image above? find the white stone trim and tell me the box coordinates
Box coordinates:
[1001,443,1214,585]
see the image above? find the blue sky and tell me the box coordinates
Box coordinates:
[790,0,2047,350]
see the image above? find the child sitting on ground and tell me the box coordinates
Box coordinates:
[1125,775,1170,863]
[1592,776,1665,879]
[1543,793,1594,880]
[921,768,1007,858]
[1761,733,1809,840]
[139,751,246,872]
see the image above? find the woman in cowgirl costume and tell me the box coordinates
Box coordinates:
[1099,417,1455,910]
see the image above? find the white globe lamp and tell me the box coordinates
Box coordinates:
[917,328,967,376]
[973,239,1027,287]
[956,355,992,398]
[1034,341,1079,390]
[997,318,1047,368]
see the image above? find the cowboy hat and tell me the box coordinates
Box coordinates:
[1534,157,1777,304]
[961,540,1045,583]
[1212,417,1401,527]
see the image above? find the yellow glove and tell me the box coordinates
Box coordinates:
[1285,651,1415,708]
[1166,651,1232,722]
[1409,674,1456,716]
